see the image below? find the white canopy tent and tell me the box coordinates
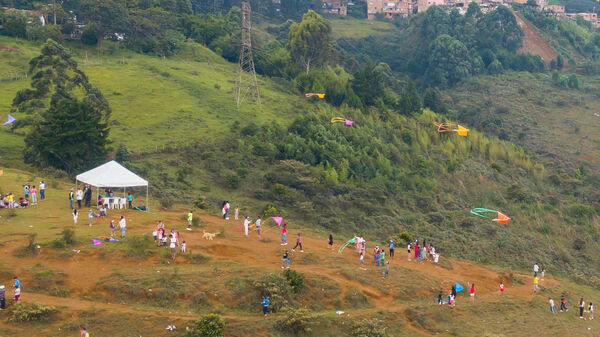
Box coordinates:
[75,160,149,210]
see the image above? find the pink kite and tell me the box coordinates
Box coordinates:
[345,119,354,126]
[91,239,103,246]
[2,114,15,126]
[270,217,283,226]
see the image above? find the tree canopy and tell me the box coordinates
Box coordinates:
[288,10,331,74]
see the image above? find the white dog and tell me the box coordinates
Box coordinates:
[202,230,216,240]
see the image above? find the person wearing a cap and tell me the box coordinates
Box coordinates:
[0,285,6,309]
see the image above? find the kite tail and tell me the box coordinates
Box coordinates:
[134,206,156,214]
[338,238,356,254]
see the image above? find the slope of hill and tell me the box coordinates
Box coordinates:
[513,9,558,65]
[1,168,600,336]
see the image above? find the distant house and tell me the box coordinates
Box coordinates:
[545,4,565,14]
[566,12,600,28]
[367,0,415,19]
[323,0,348,15]
[416,0,444,13]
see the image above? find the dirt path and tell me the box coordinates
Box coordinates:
[512,9,557,65]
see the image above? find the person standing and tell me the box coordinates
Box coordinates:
[30,185,37,205]
[14,276,20,303]
[0,285,5,309]
[388,239,395,259]
[384,261,389,278]
[187,210,193,231]
[255,216,262,238]
[84,186,91,207]
[222,201,230,220]
[281,223,288,245]
[262,296,270,316]
[589,302,594,320]
[533,276,540,293]
[374,247,380,267]
[328,234,334,251]
[414,243,419,261]
[127,193,133,209]
[499,282,504,295]
[549,298,556,314]
[560,294,568,312]
[407,243,411,261]
[380,249,385,267]
[73,209,78,224]
[533,263,539,277]
[451,284,457,299]
[39,181,46,200]
[181,241,186,253]
[360,252,364,267]
[170,234,178,260]
[24,184,29,201]
[76,188,83,209]
[580,298,585,319]
[243,216,250,237]
[234,207,239,220]
[119,216,126,238]
[110,220,115,237]
[282,250,290,269]
[69,189,74,209]
[437,291,443,306]
[469,283,475,303]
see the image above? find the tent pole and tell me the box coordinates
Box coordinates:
[146,185,149,211]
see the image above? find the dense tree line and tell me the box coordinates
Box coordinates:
[338,5,546,88]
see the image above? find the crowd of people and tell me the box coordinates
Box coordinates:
[0,181,46,209]
[152,221,185,261]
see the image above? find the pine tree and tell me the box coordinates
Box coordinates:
[24,99,110,174]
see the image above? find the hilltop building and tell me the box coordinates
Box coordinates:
[367,0,415,19]
[323,0,348,15]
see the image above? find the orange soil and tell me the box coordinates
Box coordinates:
[513,9,558,65]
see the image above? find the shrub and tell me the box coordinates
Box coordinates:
[283,269,306,294]
[123,235,156,259]
[187,252,210,264]
[273,308,314,335]
[351,318,388,337]
[344,287,371,307]
[6,302,58,323]
[159,196,173,209]
[568,203,595,219]
[253,273,293,312]
[62,229,76,245]
[185,313,225,337]
[573,238,586,251]
[14,234,39,257]
[224,174,241,189]
[396,232,412,244]
[193,196,209,209]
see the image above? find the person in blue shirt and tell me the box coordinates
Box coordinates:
[388,239,395,259]
[262,296,270,316]
[14,276,20,289]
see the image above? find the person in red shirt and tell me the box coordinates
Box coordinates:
[414,243,419,261]
[281,223,288,246]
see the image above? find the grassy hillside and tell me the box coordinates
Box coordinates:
[0,36,305,154]
[2,34,600,293]
[1,168,600,336]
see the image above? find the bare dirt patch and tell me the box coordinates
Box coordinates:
[0,43,21,52]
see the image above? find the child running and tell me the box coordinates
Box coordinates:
[560,294,568,312]
[292,233,303,252]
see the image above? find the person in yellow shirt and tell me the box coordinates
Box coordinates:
[533,276,540,293]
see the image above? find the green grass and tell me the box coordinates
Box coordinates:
[329,18,396,39]
[0,36,306,154]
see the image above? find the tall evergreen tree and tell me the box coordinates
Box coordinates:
[24,99,110,173]
[13,39,111,173]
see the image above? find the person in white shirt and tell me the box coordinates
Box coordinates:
[170,234,178,260]
[119,216,126,238]
[76,189,83,209]
[39,181,46,200]
[549,298,555,314]
[243,216,250,237]
[533,263,539,277]
[181,241,186,253]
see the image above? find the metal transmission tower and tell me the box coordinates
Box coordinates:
[234,2,260,108]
